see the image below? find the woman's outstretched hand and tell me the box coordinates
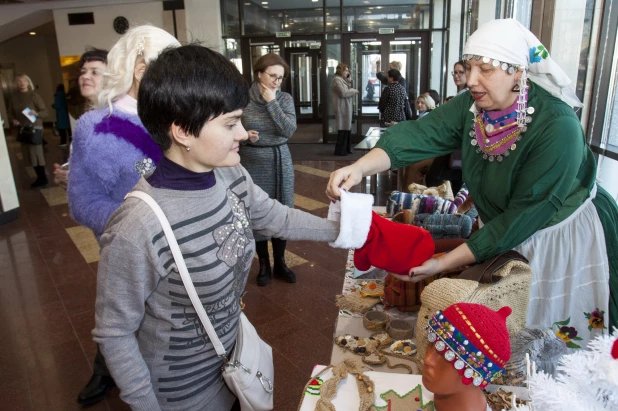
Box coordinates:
[326,164,363,201]
[388,258,442,283]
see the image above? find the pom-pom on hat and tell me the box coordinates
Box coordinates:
[426,303,512,388]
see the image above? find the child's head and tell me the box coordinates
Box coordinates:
[422,303,512,394]
[138,44,250,170]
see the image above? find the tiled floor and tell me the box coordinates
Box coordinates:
[0,129,396,411]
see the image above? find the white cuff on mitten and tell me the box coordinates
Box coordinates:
[328,190,374,249]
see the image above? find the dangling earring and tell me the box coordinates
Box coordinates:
[186,145,191,152]
[512,83,520,92]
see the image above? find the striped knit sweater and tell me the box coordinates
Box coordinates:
[93,165,338,411]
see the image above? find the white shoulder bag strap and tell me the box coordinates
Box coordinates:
[125,191,229,360]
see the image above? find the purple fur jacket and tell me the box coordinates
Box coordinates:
[68,106,162,238]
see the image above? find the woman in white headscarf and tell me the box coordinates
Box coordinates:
[326,19,618,349]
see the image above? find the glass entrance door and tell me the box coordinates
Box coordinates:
[343,32,430,138]
[285,43,321,123]
[351,39,382,116]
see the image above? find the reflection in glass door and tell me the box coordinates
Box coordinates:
[344,33,429,137]
[389,38,423,104]
[287,47,321,122]
[351,40,382,116]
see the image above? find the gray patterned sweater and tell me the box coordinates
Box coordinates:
[93,165,338,411]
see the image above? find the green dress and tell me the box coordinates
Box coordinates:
[375,82,618,329]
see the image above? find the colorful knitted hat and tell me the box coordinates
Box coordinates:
[425,303,512,388]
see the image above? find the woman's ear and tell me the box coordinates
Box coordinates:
[134,62,147,83]
[169,123,192,151]
[514,70,523,84]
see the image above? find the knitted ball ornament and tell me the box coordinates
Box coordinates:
[426,303,512,388]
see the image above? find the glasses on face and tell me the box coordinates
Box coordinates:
[264,72,286,83]
[451,70,465,77]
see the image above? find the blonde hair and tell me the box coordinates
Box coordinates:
[417,94,436,110]
[389,61,402,71]
[15,73,35,91]
[97,25,181,111]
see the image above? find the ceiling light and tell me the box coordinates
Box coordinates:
[29,32,36,35]
[312,0,319,2]
[376,6,382,9]
[261,1,268,3]
[244,2,250,4]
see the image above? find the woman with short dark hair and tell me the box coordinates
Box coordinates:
[93,44,339,410]
[240,53,299,286]
[68,25,180,406]
[378,69,407,127]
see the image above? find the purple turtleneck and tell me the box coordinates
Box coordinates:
[146,155,216,190]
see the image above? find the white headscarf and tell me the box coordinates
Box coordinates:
[463,19,582,108]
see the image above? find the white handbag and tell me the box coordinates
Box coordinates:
[127,191,274,411]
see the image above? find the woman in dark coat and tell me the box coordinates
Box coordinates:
[52,84,71,145]
[378,69,407,127]
[240,53,298,286]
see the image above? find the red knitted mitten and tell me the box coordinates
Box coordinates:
[354,212,435,275]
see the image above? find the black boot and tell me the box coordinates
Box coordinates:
[345,130,353,154]
[255,240,272,286]
[77,373,116,406]
[334,130,346,156]
[272,238,296,283]
[31,165,48,188]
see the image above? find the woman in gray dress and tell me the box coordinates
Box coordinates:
[331,63,359,155]
[240,53,298,286]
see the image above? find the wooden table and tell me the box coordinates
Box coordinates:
[329,213,420,375]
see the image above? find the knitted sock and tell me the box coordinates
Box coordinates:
[354,212,435,275]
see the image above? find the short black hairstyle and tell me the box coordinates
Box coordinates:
[80,47,108,68]
[387,69,402,82]
[454,60,465,70]
[426,89,441,105]
[138,44,250,151]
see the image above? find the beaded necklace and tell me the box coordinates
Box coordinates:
[469,87,535,163]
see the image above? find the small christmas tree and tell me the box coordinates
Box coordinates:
[512,329,618,411]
